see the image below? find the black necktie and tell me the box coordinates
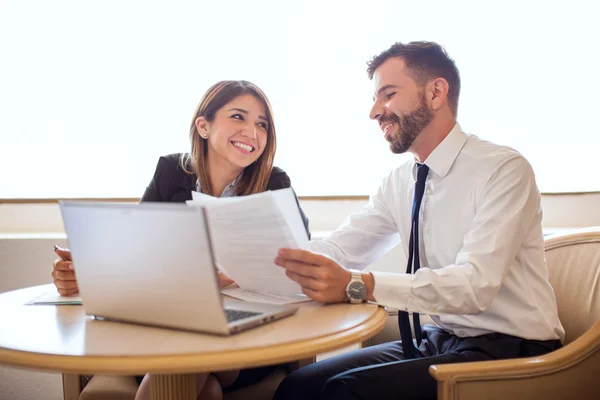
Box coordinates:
[398,163,429,359]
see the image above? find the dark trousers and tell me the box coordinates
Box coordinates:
[274,325,561,400]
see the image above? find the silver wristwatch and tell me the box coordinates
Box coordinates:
[345,269,367,304]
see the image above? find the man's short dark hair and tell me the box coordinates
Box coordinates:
[367,41,461,116]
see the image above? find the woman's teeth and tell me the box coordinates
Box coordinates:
[232,142,254,152]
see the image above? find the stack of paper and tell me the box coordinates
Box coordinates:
[27,288,82,305]
[186,187,310,296]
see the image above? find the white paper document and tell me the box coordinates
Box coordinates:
[187,187,309,295]
[222,287,311,305]
[27,288,82,305]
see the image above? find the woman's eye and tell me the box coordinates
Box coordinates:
[231,113,244,120]
[258,122,268,130]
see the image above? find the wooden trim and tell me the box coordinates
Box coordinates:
[297,195,369,201]
[0,196,369,204]
[541,191,600,196]
[2,191,599,204]
[0,198,139,204]
[0,308,387,375]
[0,195,371,204]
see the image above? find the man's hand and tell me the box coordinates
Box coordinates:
[52,247,79,296]
[274,248,353,303]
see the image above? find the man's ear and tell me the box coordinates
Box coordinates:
[427,78,449,111]
[195,116,210,138]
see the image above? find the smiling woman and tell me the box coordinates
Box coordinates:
[48,79,312,400]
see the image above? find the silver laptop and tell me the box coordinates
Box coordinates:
[59,201,298,335]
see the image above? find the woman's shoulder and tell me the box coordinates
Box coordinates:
[140,153,195,203]
[155,153,188,171]
[267,166,292,190]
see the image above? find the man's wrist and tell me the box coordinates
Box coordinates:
[361,272,376,301]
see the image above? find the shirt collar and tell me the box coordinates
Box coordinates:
[418,123,467,179]
[195,171,243,197]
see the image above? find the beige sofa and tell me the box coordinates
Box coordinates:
[429,228,600,399]
[65,228,600,399]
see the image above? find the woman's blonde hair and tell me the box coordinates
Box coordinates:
[182,80,276,196]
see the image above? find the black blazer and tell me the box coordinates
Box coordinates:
[140,153,310,238]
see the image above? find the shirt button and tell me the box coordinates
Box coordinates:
[426,189,433,195]
[457,330,466,337]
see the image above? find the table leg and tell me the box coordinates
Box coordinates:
[149,373,196,400]
[62,373,83,400]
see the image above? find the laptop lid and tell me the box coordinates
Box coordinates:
[59,201,296,335]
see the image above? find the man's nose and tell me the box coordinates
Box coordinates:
[370,102,383,121]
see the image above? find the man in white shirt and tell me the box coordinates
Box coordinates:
[273,41,564,400]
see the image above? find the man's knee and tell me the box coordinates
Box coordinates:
[321,373,358,400]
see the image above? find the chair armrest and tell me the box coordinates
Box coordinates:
[429,321,600,400]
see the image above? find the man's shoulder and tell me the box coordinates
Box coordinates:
[458,134,536,189]
[462,134,528,167]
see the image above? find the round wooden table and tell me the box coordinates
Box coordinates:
[0,285,388,399]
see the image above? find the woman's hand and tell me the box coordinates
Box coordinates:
[52,246,79,296]
[217,271,235,288]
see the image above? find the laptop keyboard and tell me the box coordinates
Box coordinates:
[224,308,262,323]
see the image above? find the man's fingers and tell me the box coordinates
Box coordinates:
[276,248,330,266]
[285,270,322,291]
[52,270,77,281]
[276,258,323,279]
[301,287,325,303]
[53,259,74,271]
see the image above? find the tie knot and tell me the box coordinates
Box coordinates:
[416,163,429,182]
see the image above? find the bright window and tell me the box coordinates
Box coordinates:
[1,0,598,198]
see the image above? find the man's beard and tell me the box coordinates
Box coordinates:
[386,93,434,154]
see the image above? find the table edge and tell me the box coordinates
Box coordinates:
[0,307,388,374]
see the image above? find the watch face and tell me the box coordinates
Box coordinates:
[348,281,366,300]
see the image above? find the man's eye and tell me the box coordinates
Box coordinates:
[385,92,395,100]
[231,114,244,120]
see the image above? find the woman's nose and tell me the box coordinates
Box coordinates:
[241,124,257,140]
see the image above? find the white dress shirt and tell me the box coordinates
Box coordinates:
[310,124,565,341]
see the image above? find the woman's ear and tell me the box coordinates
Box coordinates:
[195,116,209,139]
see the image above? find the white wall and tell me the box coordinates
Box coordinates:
[1,194,599,399]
